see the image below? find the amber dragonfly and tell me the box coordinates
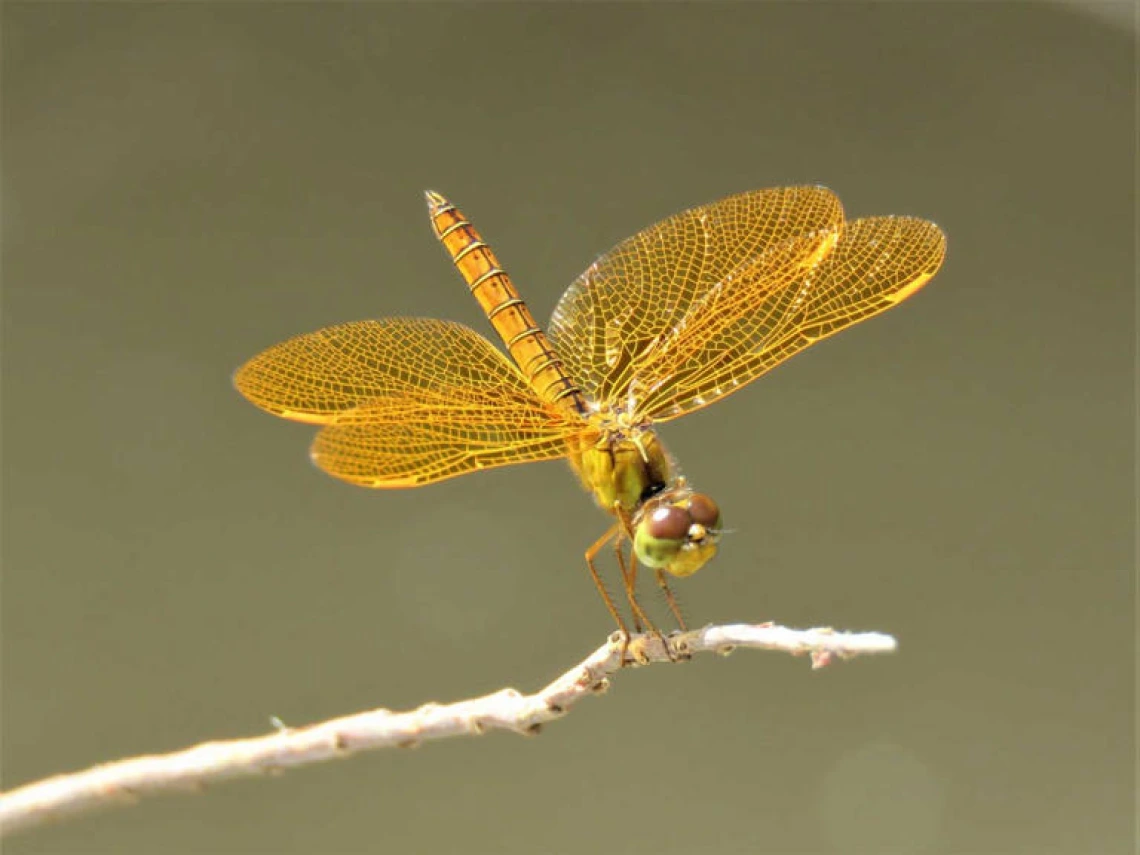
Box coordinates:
[235,186,945,636]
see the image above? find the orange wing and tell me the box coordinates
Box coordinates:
[547,188,944,422]
[234,318,579,487]
[548,186,844,407]
[630,216,945,420]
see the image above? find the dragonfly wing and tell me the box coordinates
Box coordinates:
[547,186,844,406]
[634,216,947,421]
[236,318,537,423]
[311,401,575,488]
[234,317,578,487]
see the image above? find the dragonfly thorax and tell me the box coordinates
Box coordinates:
[570,424,672,514]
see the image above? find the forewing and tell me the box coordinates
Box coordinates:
[234,318,578,487]
[547,186,844,405]
[633,216,947,421]
[236,318,537,423]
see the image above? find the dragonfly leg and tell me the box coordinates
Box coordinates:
[585,523,630,639]
[655,568,688,632]
[613,540,641,632]
[614,536,657,635]
[612,505,663,649]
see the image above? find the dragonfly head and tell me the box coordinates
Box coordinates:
[633,491,722,577]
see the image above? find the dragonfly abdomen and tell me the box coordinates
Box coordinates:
[425,191,587,417]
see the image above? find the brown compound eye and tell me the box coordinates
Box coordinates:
[645,505,690,542]
[687,494,721,529]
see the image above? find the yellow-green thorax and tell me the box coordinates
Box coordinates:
[569,425,672,514]
[569,421,722,578]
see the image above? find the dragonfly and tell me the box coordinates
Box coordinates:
[234,186,945,638]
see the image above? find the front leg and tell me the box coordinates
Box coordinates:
[612,503,658,636]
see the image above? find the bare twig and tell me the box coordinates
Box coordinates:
[0,622,896,837]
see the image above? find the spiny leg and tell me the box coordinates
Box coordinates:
[613,539,642,633]
[612,504,660,635]
[655,568,689,632]
[585,523,630,638]
[612,505,673,662]
[614,535,657,635]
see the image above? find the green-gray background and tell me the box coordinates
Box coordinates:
[3,3,1133,853]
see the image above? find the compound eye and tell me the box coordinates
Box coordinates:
[687,494,721,529]
[646,505,690,543]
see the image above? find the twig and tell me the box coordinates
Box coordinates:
[0,622,896,837]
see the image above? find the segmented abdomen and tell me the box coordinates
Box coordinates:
[425,191,587,416]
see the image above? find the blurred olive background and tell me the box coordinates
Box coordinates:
[2,3,1133,853]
